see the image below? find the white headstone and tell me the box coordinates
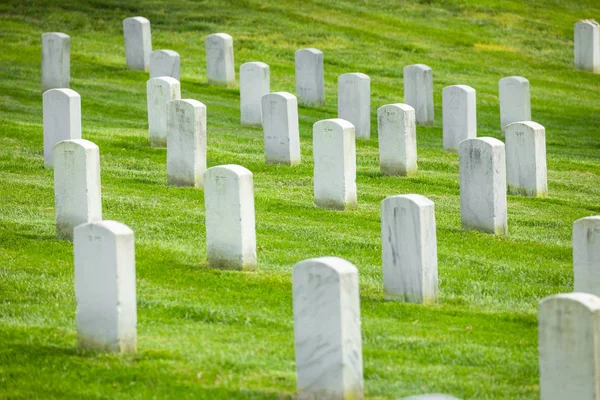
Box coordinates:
[292,257,363,400]
[575,20,600,73]
[43,88,81,167]
[205,33,235,87]
[149,50,180,80]
[505,121,547,197]
[166,99,206,187]
[499,76,531,128]
[41,32,70,92]
[381,194,438,304]
[204,165,256,271]
[573,216,600,296]
[147,77,181,147]
[54,139,102,240]
[538,293,600,400]
[261,92,301,166]
[338,72,370,140]
[313,119,357,210]
[123,17,152,71]
[74,220,136,353]
[295,48,324,106]
[403,64,434,126]
[442,85,476,152]
[240,62,270,126]
[459,137,507,235]
[377,103,417,176]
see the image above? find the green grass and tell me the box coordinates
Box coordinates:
[1,0,600,398]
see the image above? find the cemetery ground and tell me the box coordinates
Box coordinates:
[1,0,600,398]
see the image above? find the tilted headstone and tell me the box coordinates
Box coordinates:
[338,72,370,140]
[54,139,102,240]
[149,50,180,80]
[74,220,136,353]
[378,103,417,176]
[166,99,206,187]
[381,194,438,304]
[442,85,476,152]
[204,165,256,271]
[205,33,235,87]
[499,76,530,128]
[261,92,300,165]
[538,293,600,400]
[403,64,434,126]
[147,77,181,147]
[295,48,324,106]
[459,137,507,235]
[43,88,81,167]
[313,119,357,210]
[573,216,600,296]
[41,32,70,92]
[123,17,152,71]
[240,62,270,126]
[292,257,363,400]
[575,20,600,73]
[505,121,547,197]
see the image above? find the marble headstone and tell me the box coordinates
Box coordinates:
[295,48,324,106]
[378,103,417,176]
[205,33,235,87]
[442,85,476,152]
[403,64,434,126]
[240,62,270,126]
[261,92,300,165]
[41,32,70,92]
[573,216,600,296]
[147,77,181,147]
[575,20,600,73]
[43,88,81,167]
[123,17,152,71]
[149,50,180,80]
[505,121,547,197]
[499,76,531,128]
[338,72,370,140]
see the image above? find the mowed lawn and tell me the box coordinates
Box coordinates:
[1,0,600,398]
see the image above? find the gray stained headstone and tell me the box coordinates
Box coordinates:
[149,50,180,80]
[261,92,300,165]
[403,64,434,126]
[378,103,417,176]
[573,216,600,297]
[205,33,235,87]
[575,20,600,73]
[41,32,70,92]
[442,85,476,152]
[499,76,531,129]
[123,17,152,71]
[295,48,324,106]
[240,62,270,126]
[43,88,81,167]
[338,72,370,140]
[505,121,547,197]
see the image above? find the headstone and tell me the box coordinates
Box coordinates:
[74,220,136,353]
[205,33,235,87]
[313,119,357,210]
[403,64,434,126]
[292,257,363,400]
[499,76,531,128]
[377,103,417,176]
[204,165,256,271]
[41,32,70,92]
[381,194,438,304]
[295,48,324,106]
[505,121,547,197]
[401,395,461,400]
[147,77,181,147]
[573,216,600,296]
[538,293,600,400]
[261,92,300,165]
[574,20,600,73]
[442,85,476,152]
[149,50,180,80]
[338,72,371,140]
[240,62,270,126]
[166,99,206,187]
[459,137,507,235]
[53,139,102,240]
[43,88,81,167]
[123,17,152,71]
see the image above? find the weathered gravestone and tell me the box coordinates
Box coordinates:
[538,293,600,400]
[123,17,152,71]
[41,32,70,92]
[43,88,81,167]
[54,139,102,240]
[442,85,476,152]
[205,33,235,87]
[313,119,357,210]
[166,99,206,187]
[147,77,181,147]
[261,92,300,165]
[204,165,257,271]
[499,76,530,128]
[573,216,600,296]
[378,103,417,176]
[459,137,507,235]
[575,20,600,73]
[381,194,438,304]
[149,50,180,80]
[240,62,270,126]
[295,48,324,106]
[338,72,370,140]
[292,257,363,400]
[403,64,434,126]
[505,121,547,197]
[74,220,136,353]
